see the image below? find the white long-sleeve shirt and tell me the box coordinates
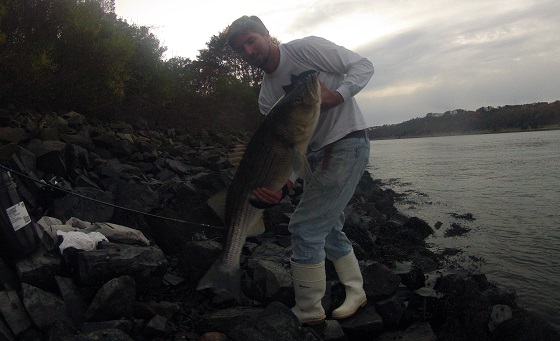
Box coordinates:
[259,36,374,151]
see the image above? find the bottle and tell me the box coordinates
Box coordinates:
[0,168,38,261]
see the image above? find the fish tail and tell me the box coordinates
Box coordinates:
[197,260,242,301]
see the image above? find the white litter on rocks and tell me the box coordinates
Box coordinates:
[57,230,108,252]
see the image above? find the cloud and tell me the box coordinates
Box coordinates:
[351,0,560,125]
[114,0,560,126]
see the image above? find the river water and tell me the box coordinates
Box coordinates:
[368,130,560,329]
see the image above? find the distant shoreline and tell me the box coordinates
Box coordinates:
[368,125,560,141]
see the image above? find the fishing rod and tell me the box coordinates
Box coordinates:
[0,163,225,231]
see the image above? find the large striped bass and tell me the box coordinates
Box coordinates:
[197,70,321,300]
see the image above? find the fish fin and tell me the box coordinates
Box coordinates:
[229,144,247,175]
[292,147,313,182]
[229,155,243,168]
[247,216,266,237]
[197,260,242,301]
[206,188,228,224]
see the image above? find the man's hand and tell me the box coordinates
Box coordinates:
[320,81,344,113]
[253,187,283,205]
[251,180,293,207]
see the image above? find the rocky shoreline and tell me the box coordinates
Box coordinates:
[0,108,559,340]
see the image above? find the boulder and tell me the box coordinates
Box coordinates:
[21,283,73,331]
[70,243,167,291]
[0,289,32,336]
[362,262,401,300]
[85,275,136,322]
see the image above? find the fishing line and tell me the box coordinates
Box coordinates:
[0,163,225,231]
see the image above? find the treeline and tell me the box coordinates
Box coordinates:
[0,0,263,131]
[369,101,560,139]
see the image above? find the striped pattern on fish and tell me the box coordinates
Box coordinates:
[197,70,321,300]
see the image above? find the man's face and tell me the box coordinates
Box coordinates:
[230,29,271,69]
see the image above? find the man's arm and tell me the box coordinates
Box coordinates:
[303,36,374,104]
[320,82,344,113]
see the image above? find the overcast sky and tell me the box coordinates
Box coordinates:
[115,0,560,126]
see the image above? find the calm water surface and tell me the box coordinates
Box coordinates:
[368,130,560,329]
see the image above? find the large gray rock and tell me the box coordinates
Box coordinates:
[97,158,141,179]
[339,305,384,340]
[26,139,68,177]
[80,319,143,335]
[93,132,135,157]
[0,127,27,143]
[133,299,180,320]
[0,256,20,291]
[307,320,347,341]
[488,304,513,331]
[21,283,73,331]
[62,111,87,126]
[93,222,150,246]
[180,240,223,285]
[227,302,320,341]
[407,287,439,319]
[196,302,320,341]
[112,179,160,213]
[251,242,292,264]
[377,322,437,341]
[374,296,406,329]
[195,306,263,335]
[0,318,16,341]
[55,276,88,327]
[15,248,63,291]
[60,134,95,151]
[402,217,434,241]
[71,243,167,291]
[362,261,401,300]
[392,261,425,291]
[70,328,135,340]
[244,258,292,302]
[0,289,32,336]
[52,187,114,222]
[143,314,168,338]
[85,275,136,322]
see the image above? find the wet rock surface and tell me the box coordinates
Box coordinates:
[0,109,558,340]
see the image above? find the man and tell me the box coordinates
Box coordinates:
[226,15,374,325]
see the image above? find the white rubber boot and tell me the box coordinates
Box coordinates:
[290,260,326,325]
[332,250,367,319]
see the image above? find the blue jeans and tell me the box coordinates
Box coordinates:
[289,135,370,264]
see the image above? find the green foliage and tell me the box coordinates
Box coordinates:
[196,30,265,90]
[2,1,556,135]
[369,102,560,139]
[0,0,262,131]
[0,2,6,44]
[0,0,128,112]
[191,29,263,130]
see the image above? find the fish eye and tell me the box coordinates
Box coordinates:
[294,97,302,105]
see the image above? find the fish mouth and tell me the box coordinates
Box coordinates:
[305,72,321,104]
[293,70,321,104]
[281,70,321,105]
